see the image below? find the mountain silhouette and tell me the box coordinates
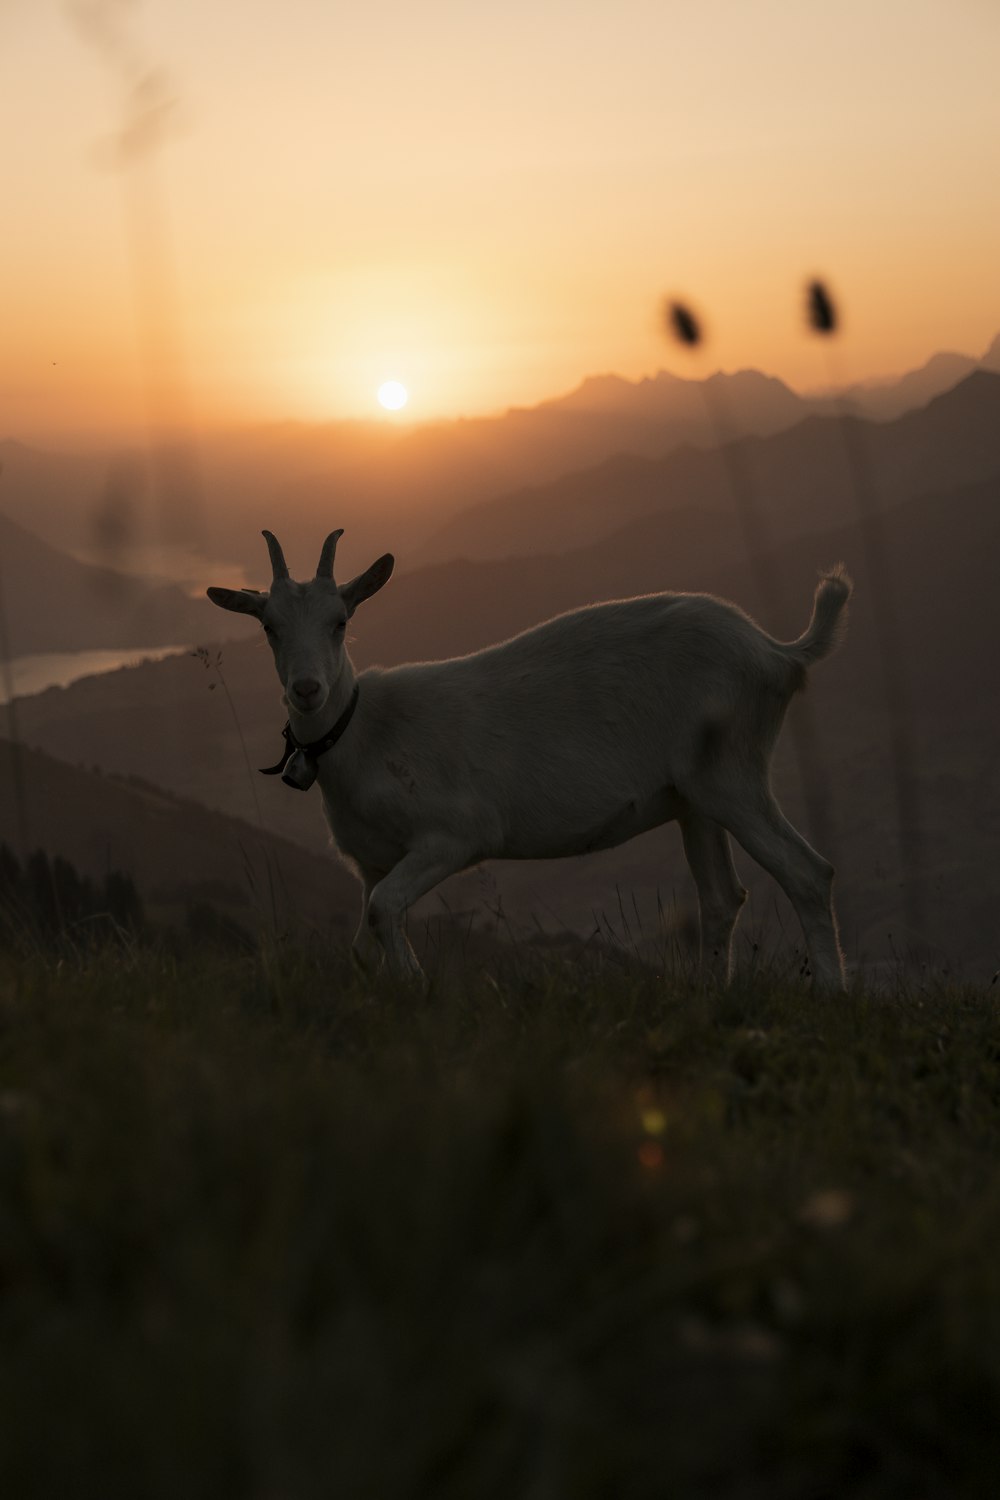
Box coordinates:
[0,509,245,656]
[5,344,997,588]
[840,332,1000,420]
[417,370,1000,597]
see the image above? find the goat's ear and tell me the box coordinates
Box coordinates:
[340,553,394,617]
[206,586,267,617]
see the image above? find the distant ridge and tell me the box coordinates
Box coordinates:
[538,366,807,430]
[3,334,999,586]
[415,365,1000,567]
[0,509,245,656]
[889,366,1000,434]
[981,331,1000,368]
[838,332,1000,420]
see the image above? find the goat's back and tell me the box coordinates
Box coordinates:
[407,591,791,704]
[361,592,787,781]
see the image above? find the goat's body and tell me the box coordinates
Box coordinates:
[319,592,800,873]
[208,535,851,991]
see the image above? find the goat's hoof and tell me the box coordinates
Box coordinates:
[404,967,430,998]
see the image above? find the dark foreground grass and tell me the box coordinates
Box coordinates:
[1,943,999,1499]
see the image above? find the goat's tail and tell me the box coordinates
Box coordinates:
[788,565,853,667]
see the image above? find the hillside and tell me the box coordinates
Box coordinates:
[4,952,998,1496]
[0,736,356,936]
[0,510,251,656]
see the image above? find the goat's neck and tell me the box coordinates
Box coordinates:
[287,657,358,747]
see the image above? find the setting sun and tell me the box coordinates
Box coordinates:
[377,380,409,412]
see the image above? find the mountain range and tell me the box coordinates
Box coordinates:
[838,333,1000,420]
[3,330,998,591]
[414,370,1000,583]
[3,356,1000,659]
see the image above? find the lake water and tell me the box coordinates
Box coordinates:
[0,646,187,705]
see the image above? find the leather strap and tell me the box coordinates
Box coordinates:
[259,685,360,775]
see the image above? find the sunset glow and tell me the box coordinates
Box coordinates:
[2,0,999,440]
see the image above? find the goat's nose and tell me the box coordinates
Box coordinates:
[292,676,321,704]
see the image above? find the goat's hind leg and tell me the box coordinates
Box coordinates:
[678,806,747,984]
[697,778,844,992]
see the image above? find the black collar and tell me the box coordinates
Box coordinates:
[259,684,360,777]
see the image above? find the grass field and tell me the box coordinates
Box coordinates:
[1,937,999,1498]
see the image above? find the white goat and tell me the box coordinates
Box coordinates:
[208,532,851,989]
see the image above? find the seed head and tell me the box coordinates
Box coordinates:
[666,300,702,348]
[807,279,838,335]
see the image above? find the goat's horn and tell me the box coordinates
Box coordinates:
[262,530,289,581]
[316,529,344,580]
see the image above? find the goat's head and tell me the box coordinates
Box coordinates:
[207,531,393,717]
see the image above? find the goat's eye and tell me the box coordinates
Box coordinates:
[263,624,277,639]
[334,621,346,634]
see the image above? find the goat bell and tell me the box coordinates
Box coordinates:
[281,750,319,792]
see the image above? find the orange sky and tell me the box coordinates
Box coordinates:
[2,0,1000,441]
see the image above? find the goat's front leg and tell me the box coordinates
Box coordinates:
[367,840,470,987]
[351,867,385,975]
